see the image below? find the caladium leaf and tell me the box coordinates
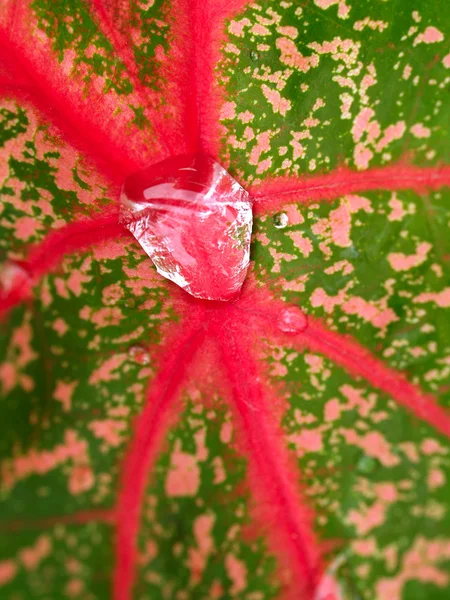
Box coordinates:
[0,1,450,599]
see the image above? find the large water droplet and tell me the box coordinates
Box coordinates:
[120,154,253,301]
[272,211,289,229]
[250,49,259,61]
[128,344,150,365]
[277,306,308,333]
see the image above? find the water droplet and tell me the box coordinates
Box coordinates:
[277,306,308,333]
[250,49,259,61]
[128,344,150,365]
[357,455,377,474]
[120,154,253,301]
[272,211,289,229]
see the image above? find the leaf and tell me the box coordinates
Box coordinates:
[0,1,450,599]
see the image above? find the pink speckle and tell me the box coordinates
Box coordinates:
[388,242,431,271]
[377,537,450,600]
[414,287,450,308]
[66,268,90,297]
[220,420,233,444]
[286,231,313,257]
[289,429,323,454]
[354,143,373,169]
[166,449,200,497]
[0,560,17,585]
[325,398,341,422]
[229,18,250,38]
[311,287,347,313]
[249,131,272,166]
[276,37,319,72]
[428,469,445,490]
[314,0,350,18]
[88,354,127,384]
[68,464,94,495]
[342,296,398,329]
[89,419,127,448]
[54,380,76,412]
[15,216,39,241]
[261,85,291,116]
[188,514,215,585]
[285,204,305,226]
[91,306,123,327]
[238,111,254,123]
[277,26,298,39]
[340,384,374,418]
[421,438,446,455]
[414,26,444,46]
[411,123,431,138]
[376,121,406,151]
[388,195,407,221]
[352,538,377,556]
[348,501,386,535]
[376,482,398,502]
[251,23,270,36]
[256,157,272,174]
[102,283,123,306]
[225,554,247,594]
[346,194,373,213]
[52,317,69,336]
[340,430,400,466]
[443,53,450,68]
[220,101,236,120]
[352,108,379,143]
[20,536,51,570]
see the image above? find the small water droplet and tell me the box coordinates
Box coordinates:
[278,306,308,334]
[250,49,259,61]
[272,211,289,229]
[357,455,377,474]
[128,344,150,365]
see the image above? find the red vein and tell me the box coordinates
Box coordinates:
[0,508,116,531]
[246,295,450,440]
[113,318,207,600]
[0,29,141,186]
[89,0,174,157]
[251,164,450,215]
[237,290,450,440]
[214,317,323,599]
[1,213,128,318]
[300,319,450,439]
[167,0,251,156]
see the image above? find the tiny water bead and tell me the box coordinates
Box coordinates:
[120,153,253,302]
[250,49,259,61]
[272,211,289,229]
[277,306,308,333]
[128,344,151,365]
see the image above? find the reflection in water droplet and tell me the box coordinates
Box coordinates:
[250,50,259,61]
[272,212,289,229]
[278,306,308,333]
[128,344,150,365]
